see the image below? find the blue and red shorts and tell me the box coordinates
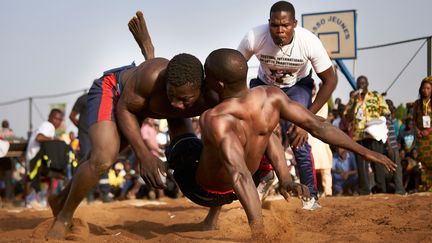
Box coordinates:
[87,63,135,128]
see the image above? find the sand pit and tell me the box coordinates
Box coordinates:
[0,193,431,242]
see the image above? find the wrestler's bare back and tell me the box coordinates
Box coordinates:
[196,86,281,191]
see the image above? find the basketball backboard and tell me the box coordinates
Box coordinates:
[302,10,357,59]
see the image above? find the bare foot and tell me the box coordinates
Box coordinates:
[128,10,154,60]
[202,220,219,231]
[45,219,71,240]
[250,223,267,242]
[202,206,221,231]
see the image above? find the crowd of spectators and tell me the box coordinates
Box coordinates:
[0,108,178,209]
[319,75,432,196]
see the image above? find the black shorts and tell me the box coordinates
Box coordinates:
[165,133,237,207]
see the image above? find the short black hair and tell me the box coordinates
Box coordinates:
[270,1,295,19]
[49,108,63,118]
[205,48,248,86]
[1,120,9,128]
[356,75,368,83]
[166,53,203,88]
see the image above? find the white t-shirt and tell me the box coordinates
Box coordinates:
[238,25,332,88]
[25,121,55,164]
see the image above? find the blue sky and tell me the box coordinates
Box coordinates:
[1,0,431,137]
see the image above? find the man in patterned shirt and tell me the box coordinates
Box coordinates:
[344,75,390,195]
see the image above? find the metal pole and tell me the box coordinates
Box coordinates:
[28,97,33,139]
[335,59,356,90]
[427,36,431,76]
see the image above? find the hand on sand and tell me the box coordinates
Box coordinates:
[139,154,167,189]
[279,181,311,201]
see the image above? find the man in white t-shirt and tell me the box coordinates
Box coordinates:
[238,1,337,208]
[25,108,64,169]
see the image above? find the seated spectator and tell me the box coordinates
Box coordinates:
[108,162,126,200]
[332,147,358,196]
[12,156,26,203]
[118,160,139,200]
[402,148,422,193]
[69,131,79,155]
[25,108,64,208]
[0,119,15,205]
[0,120,14,141]
[330,109,339,127]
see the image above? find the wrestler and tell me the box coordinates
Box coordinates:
[166,48,396,239]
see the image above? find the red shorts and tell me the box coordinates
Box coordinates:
[87,63,135,127]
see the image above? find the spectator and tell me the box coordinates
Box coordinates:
[237,0,337,208]
[0,120,14,140]
[334,97,342,110]
[68,131,79,154]
[385,99,405,194]
[108,161,126,199]
[386,100,403,138]
[398,118,417,154]
[69,93,90,162]
[337,104,352,136]
[412,76,432,191]
[331,108,340,128]
[309,84,332,197]
[331,147,358,196]
[140,118,164,199]
[141,118,163,158]
[344,75,390,194]
[26,109,64,167]
[402,148,422,192]
[118,160,138,200]
[25,108,64,207]
[12,155,26,202]
[0,120,15,205]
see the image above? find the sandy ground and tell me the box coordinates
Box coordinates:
[0,193,431,242]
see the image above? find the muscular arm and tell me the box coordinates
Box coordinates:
[69,111,79,127]
[211,117,264,237]
[286,66,336,147]
[265,133,310,199]
[116,85,166,189]
[274,89,396,171]
[265,134,290,183]
[309,66,337,114]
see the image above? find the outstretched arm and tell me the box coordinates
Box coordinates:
[274,89,396,171]
[288,66,337,148]
[128,11,155,60]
